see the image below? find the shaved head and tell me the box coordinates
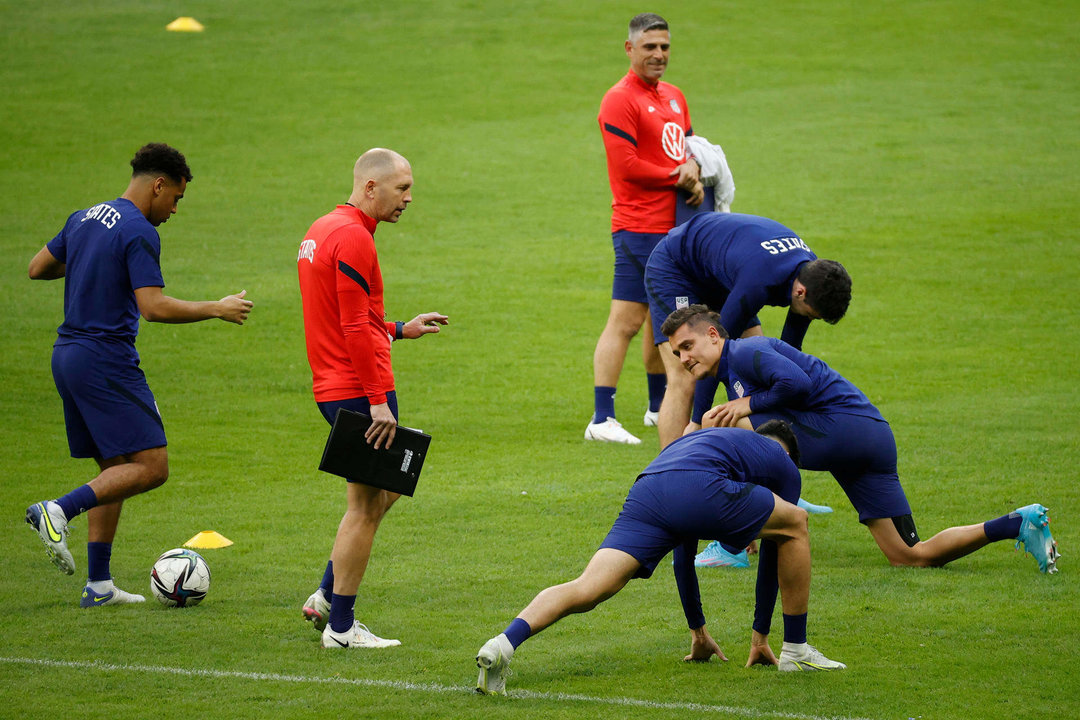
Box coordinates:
[347,147,414,223]
[353,148,409,192]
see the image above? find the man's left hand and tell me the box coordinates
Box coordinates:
[402,312,449,339]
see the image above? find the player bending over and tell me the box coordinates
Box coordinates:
[663,305,1060,573]
[474,422,845,695]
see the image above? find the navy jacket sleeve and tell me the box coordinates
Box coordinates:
[740,346,814,413]
[673,539,706,629]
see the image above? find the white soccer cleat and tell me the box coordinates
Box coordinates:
[476,634,514,695]
[303,589,331,632]
[643,410,659,427]
[778,642,846,671]
[321,621,401,649]
[584,418,642,445]
[80,583,145,608]
[26,501,75,575]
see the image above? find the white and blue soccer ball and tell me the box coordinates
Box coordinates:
[150,548,211,607]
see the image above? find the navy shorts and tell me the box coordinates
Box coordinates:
[599,469,781,579]
[611,231,665,304]
[750,411,911,523]
[645,240,759,344]
[51,342,166,460]
[317,392,399,483]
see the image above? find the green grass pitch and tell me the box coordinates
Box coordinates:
[1,1,1078,718]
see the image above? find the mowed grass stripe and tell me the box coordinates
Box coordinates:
[0,656,879,720]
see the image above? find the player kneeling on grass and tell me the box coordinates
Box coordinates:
[663,304,1060,574]
[475,422,844,695]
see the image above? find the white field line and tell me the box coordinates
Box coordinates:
[0,656,878,720]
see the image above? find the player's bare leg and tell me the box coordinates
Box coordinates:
[331,483,400,593]
[593,300,648,388]
[657,340,695,448]
[587,300,648,444]
[517,548,641,633]
[867,518,993,568]
[477,549,640,694]
[87,446,169,504]
[321,483,402,649]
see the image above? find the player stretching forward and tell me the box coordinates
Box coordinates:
[25,143,253,606]
[663,305,1060,573]
[298,148,447,649]
[645,212,851,449]
[475,423,845,695]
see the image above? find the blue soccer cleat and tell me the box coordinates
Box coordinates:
[1014,504,1060,574]
[797,498,833,514]
[694,541,750,568]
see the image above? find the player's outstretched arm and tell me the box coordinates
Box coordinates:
[28,246,65,280]
[685,625,728,663]
[745,629,778,667]
[401,312,449,339]
[135,286,253,325]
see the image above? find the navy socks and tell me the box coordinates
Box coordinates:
[984,512,1023,542]
[87,541,112,582]
[593,386,616,424]
[503,618,532,649]
[329,593,356,633]
[55,484,98,522]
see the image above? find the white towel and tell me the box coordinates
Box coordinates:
[686,134,735,212]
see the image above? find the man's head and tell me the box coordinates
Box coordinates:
[755,419,800,467]
[350,148,413,223]
[792,259,851,324]
[129,143,192,227]
[625,13,670,84]
[661,304,728,379]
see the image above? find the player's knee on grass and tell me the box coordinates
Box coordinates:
[870,515,933,567]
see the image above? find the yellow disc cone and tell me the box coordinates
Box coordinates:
[166,17,205,32]
[183,530,233,549]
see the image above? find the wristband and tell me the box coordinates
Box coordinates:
[395,321,404,340]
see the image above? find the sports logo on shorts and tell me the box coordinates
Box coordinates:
[675,296,689,309]
[662,122,686,162]
[669,99,681,114]
[733,380,745,398]
[298,239,317,263]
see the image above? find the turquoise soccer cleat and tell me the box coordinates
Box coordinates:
[694,541,750,568]
[1014,503,1060,574]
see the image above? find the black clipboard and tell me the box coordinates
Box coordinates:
[318,409,431,496]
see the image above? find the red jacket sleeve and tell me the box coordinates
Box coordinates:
[333,230,393,404]
[599,91,680,190]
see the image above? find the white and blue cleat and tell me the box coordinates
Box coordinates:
[26,501,74,575]
[1015,503,1060,574]
[694,541,750,568]
[80,584,145,608]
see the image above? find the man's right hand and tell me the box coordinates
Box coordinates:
[365,402,397,450]
[218,290,254,325]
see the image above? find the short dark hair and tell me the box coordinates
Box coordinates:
[660,304,728,339]
[130,143,192,184]
[798,259,851,324]
[755,419,800,468]
[629,13,668,38]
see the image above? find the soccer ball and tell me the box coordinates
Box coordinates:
[150,548,211,607]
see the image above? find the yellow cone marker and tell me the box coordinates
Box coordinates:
[166,17,205,32]
[184,530,233,549]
